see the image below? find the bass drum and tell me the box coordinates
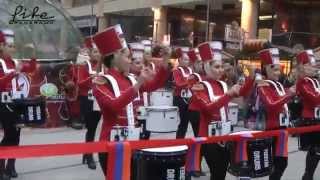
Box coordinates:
[132,146,189,180]
[13,97,46,126]
[227,131,273,178]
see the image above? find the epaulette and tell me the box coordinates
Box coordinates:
[256,80,270,87]
[92,76,109,85]
[191,83,205,91]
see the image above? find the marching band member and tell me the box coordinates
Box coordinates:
[257,48,296,180]
[186,48,207,177]
[190,41,254,180]
[76,37,102,170]
[173,46,195,139]
[295,50,320,180]
[91,25,171,176]
[0,29,37,180]
[187,48,205,138]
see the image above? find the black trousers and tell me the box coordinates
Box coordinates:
[174,96,199,138]
[269,137,288,180]
[98,153,109,176]
[201,143,230,180]
[79,96,101,143]
[0,104,20,173]
[299,118,320,180]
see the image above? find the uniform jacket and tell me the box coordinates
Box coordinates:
[93,66,170,141]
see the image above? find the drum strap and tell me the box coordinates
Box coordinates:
[103,74,135,127]
[178,67,193,78]
[142,92,148,106]
[264,80,289,122]
[201,80,227,122]
[127,74,140,102]
[0,58,15,74]
[150,62,156,71]
[85,60,97,75]
[305,77,320,93]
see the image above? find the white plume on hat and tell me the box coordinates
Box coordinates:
[2,29,14,44]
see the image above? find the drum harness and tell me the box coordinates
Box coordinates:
[101,73,138,140]
[0,58,30,113]
[178,67,193,103]
[304,77,320,120]
[201,80,231,146]
[263,80,290,128]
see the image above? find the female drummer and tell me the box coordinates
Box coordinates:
[257,48,296,180]
[173,46,196,139]
[0,29,37,180]
[75,37,102,170]
[190,41,254,180]
[91,25,171,176]
[295,50,320,180]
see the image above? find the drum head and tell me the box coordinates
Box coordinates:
[228,102,239,108]
[230,131,261,136]
[141,145,188,154]
[14,73,30,98]
[145,106,177,111]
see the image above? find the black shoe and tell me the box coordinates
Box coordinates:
[0,173,10,180]
[5,168,17,178]
[5,170,16,178]
[71,122,83,130]
[5,159,17,178]
[302,173,313,180]
[82,154,96,170]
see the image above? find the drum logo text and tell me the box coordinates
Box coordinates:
[263,148,269,168]
[253,151,261,170]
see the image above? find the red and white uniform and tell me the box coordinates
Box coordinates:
[172,66,193,97]
[258,48,292,130]
[190,78,253,136]
[297,77,320,119]
[93,67,170,141]
[296,50,320,120]
[0,54,37,93]
[257,81,292,130]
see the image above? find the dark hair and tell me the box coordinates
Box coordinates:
[261,64,267,76]
[103,54,114,68]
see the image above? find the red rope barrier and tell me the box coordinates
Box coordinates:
[0,125,319,180]
[0,125,319,159]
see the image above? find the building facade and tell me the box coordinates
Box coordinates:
[61,0,320,49]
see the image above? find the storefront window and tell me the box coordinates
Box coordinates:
[0,0,82,60]
[259,0,320,49]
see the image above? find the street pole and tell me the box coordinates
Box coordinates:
[90,0,94,36]
[206,0,210,41]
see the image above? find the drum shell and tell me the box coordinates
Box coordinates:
[13,97,46,125]
[149,90,173,106]
[228,103,239,126]
[228,138,273,178]
[132,147,188,180]
[144,106,179,133]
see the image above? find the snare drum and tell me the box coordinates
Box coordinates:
[228,103,239,126]
[149,89,173,106]
[144,106,179,133]
[227,131,273,178]
[13,97,46,125]
[110,125,140,142]
[208,121,232,136]
[132,146,188,180]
